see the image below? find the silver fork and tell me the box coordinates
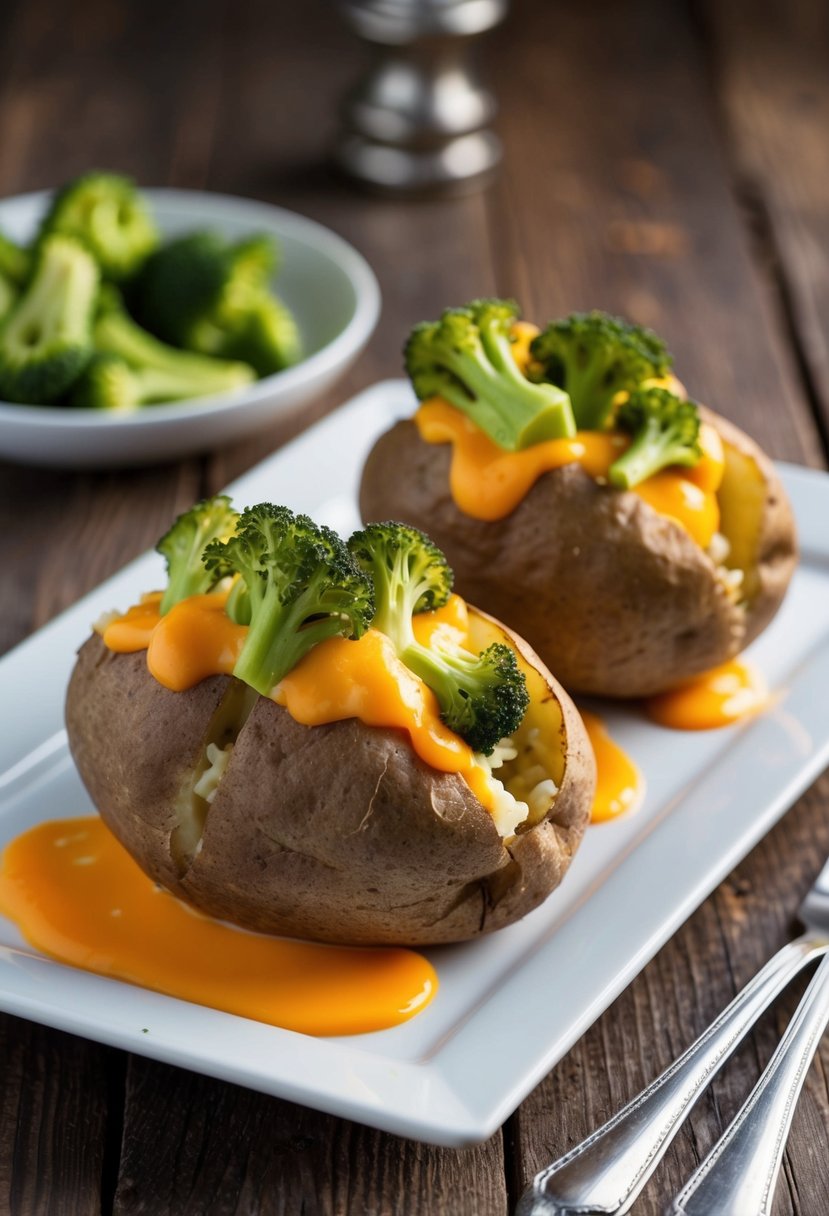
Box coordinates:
[516,852,829,1216]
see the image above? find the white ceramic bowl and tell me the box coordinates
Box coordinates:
[0,188,381,468]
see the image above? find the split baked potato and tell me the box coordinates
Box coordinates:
[65,506,595,946]
[360,305,797,698]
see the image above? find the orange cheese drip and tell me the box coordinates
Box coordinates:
[275,621,494,811]
[102,591,163,651]
[146,593,247,691]
[0,817,437,1036]
[580,711,643,823]
[104,594,494,810]
[415,399,723,549]
[644,658,768,731]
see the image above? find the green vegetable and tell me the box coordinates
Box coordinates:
[0,271,17,326]
[93,288,255,399]
[41,172,158,281]
[348,522,529,755]
[0,234,98,404]
[0,231,31,286]
[204,504,375,696]
[530,310,672,431]
[156,496,240,615]
[608,387,702,489]
[405,298,575,452]
[135,232,301,376]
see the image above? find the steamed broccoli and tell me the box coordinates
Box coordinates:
[0,231,31,286]
[529,310,672,431]
[203,504,375,696]
[156,496,240,614]
[92,288,255,400]
[405,298,575,452]
[608,387,702,489]
[0,234,98,404]
[348,522,529,755]
[135,232,301,376]
[40,172,158,281]
[0,272,16,326]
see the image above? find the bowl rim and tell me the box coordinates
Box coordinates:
[0,187,382,430]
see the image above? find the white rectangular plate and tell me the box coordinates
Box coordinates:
[2,379,829,1146]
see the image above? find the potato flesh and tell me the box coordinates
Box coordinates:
[170,680,259,873]
[717,442,767,605]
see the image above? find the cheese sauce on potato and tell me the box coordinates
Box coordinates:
[414,397,724,550]
[0,817,437,1035]
[105,592,497,813]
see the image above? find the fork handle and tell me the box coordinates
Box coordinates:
[668,950,829,1216]
[519,936,827,1216]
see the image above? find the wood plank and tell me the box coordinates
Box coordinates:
[0,1015,119,1216]
[203,0,497,489]
[701,0,829,443]
[487,2,828,1213]
[114,1061,506,1216]
[485,0,822,466]
[0,0,210,658]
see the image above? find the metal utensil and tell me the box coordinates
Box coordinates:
[516,853,829,1216]
[667,948,829,1215]
[335,0,507,195]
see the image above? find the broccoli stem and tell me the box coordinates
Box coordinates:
[437,342,574,451]
[608,388,702,489]
[94,309,255,396]
[233,595,347,697]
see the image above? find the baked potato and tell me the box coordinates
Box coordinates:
[360,306,797,699]
[65,507,595,947]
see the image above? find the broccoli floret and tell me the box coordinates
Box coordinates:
[530,310,672,431]
[135,232,301,376]
[0,234,98,404]
[93,289,256,399]
[155,496,240,615]
[405,298,576,452]
[40,172,158,281]
[608,387,702,489]
[348,522,529,755]
[0,231,31,286]
[219,293,301,376]
[69,354,141,411]
[203,504,375,696]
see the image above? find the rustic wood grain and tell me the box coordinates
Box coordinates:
[202,0,497,489]
[114,1060,506,1216]
[485,0,823,467]
[0,1016,119,1216]
[699,0,829,440]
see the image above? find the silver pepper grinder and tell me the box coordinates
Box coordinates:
[335,0,508,195]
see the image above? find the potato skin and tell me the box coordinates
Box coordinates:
[359,411,797,697]
[65,632,594,946]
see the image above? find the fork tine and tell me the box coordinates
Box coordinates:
[667,951,829,1216]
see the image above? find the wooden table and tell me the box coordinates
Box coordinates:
[1,0,828,1211]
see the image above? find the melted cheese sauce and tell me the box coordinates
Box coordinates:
[105,593,495,811]
[644,658,768,730]
[580,711,644,823]
[414,398,724,549]
[274,623,494,811]
[0,817,437,1036]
